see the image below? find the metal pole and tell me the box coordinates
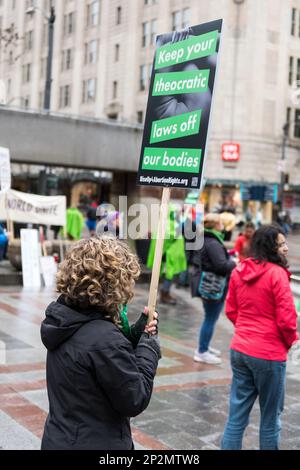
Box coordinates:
[44,6,55,110]
[280,122,289,209]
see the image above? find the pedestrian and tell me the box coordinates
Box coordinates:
[41,236,161,450]
[192,213,236,364]
[147,205,187,305]
[86,201,98,236]
[221,224,299,450]
[0,223,8,261]
[233,221,256,261]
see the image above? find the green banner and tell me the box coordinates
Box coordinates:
[142,147,202,173]
[150,110,202,144]
[152,69,209,96]
[155,30,218,70]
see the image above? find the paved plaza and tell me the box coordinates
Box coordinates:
[0,277,300,450]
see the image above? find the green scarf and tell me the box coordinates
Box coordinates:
[204,228,225,244]
[119,304,131,337]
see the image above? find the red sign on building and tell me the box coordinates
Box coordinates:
[222,142,240,162]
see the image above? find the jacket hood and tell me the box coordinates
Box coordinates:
[236,258,274,282]
[41,296,106,351]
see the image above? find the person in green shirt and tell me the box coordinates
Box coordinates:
[147,205,187,305]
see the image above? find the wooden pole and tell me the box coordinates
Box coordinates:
[147,187,171,322]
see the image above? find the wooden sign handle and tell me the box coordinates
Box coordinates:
[147,187,171,322]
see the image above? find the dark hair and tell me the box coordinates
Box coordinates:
[249,224,288,268]
[245,222,255,230]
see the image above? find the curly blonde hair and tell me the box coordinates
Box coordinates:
[56,236,141,323]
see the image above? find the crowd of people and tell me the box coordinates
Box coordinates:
[1,190,298,450]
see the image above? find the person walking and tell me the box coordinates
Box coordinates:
[192,213,236,364]
[147,205,186,305]
[221,224,299,450]
[41,236,160,450]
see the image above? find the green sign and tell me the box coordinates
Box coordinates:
[142,147,202,173]
[137,19,223,189]
[155,30,218,70]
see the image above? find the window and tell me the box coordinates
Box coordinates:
[294,109,300,138]
[7,79,11,95]
[137,111,143,123]
[291,8,296,36]
[87,1,100,27]
[39,91,43,108]
[150,19,157,45]
[22,63,31,83]
[59,85,71,108]
[40,58,46,78]
[63,12,75,35]
[182,8,190,28]
[25,0,33,9]
[113,80,118,99]
[172,9,190,30]
[9,51,13,65]
[172,11,181,31]
[142,21,149,47]
[82,78,97,103]
[139,64,147,91]
[24,95,30,108]
[61,48,73,71]
[115,43,120,61]
[24,30,33,51]
[286,108,291,139]
[116,6,121,25]
[297,58,300,83]
[84,39,98,64]
[289,56,294,85]
[42,23,48,47]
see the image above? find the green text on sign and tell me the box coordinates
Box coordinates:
[142,147,202,173]
[150,110,202,144]
[153,69,209,96]
[155,30,218,70]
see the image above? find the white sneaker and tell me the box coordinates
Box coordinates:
[193,350,222,364]
[208,346,221,357]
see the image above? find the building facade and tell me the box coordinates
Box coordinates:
[1,0,300,221]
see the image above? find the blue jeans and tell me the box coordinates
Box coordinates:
[221,350,286,450]
[161,278,172,293]
[198,300,224,353]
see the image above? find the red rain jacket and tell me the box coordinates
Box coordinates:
[226,258,299,361]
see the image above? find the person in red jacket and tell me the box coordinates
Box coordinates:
[221,224,299,450]
[233,222,255,261]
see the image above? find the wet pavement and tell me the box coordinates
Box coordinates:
[0,232,299,450]
[0,277,300,451]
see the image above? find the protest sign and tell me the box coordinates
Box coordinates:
[136,20,223,320]
[137,19,223,189]
[0,189,66,226]
[21,229,41,288]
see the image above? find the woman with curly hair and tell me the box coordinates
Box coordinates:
[40,236,160,450]
[221,224,299,450]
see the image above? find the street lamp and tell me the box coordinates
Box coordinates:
[26,3,56,111]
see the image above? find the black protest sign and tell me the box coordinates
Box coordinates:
[137,19,223,189]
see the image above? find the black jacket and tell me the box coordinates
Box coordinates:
[40,297,161,450]
[191,231,236,298]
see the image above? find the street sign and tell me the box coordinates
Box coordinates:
[0,147,11,191]
[222,142,240,162]
[137,19,223,189]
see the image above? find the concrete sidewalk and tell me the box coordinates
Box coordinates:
[0,283,300,450]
